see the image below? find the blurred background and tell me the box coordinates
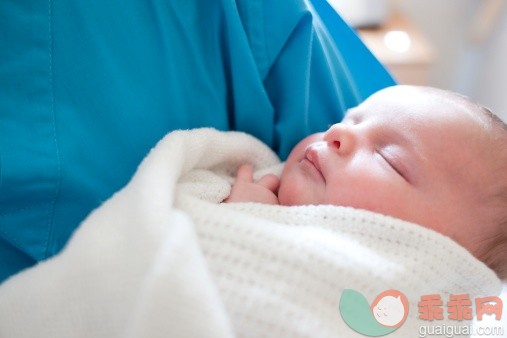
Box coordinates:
[328,0,507,122]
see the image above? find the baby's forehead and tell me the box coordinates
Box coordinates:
[351,88,490,129]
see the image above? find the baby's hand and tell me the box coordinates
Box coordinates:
[224,164,280,204]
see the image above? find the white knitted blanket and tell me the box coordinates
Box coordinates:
[0,128,502,338]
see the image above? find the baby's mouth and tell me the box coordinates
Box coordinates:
[304,146,325,180]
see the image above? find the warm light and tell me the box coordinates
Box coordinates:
[384,30,411,53]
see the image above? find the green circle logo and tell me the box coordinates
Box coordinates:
[339,289,409,336]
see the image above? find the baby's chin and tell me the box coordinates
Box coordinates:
[277,176,318,206]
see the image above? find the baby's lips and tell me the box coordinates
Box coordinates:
[304,145,323,174]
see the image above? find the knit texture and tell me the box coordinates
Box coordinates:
[0,128,502,338]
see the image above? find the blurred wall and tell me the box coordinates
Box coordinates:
[393,0,507,121]
[467,7,507,121]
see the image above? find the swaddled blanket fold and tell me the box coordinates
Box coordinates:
[0,128,502,338]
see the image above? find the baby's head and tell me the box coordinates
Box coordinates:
[278,85,507,279]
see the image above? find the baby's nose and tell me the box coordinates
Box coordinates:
[323,123,356,155]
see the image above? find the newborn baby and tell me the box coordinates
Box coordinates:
[225,85,507,280]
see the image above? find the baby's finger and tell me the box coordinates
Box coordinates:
[257,174,280,192]
[235,164,254,182]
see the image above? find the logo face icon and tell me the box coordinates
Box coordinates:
[340,289,409,336]
[371,290,409,328]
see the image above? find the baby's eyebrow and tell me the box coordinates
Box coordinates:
[342,110,362,124]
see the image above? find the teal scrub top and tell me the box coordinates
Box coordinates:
[0,0,395,283]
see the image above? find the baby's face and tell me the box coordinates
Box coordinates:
[279,85,495,255]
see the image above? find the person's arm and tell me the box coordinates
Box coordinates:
[223,164,280,205]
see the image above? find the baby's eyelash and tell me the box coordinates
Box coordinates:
[377,151,405,179]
